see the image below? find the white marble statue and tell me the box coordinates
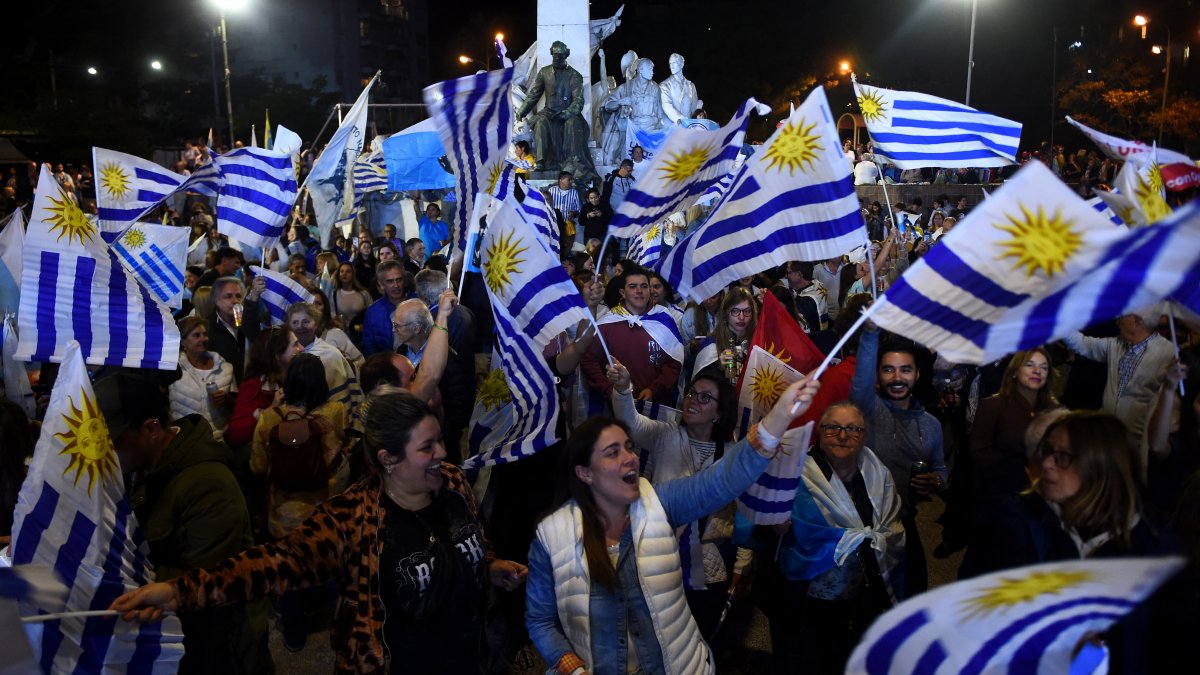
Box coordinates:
[600,57,668,165]
[591,48,618,145]
[660,53,703,124]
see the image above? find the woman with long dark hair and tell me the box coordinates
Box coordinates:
[227,326,302,448]
[525,376,821,675]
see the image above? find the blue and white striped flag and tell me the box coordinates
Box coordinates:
[659,85,867,302]
[250,265,314,325]
[3,314,35,417]
[212,147,298,249]
[626,220,665,267]
[423,67,514,262]
[489,161,517,201]
[609,98,768,237]
[479,196,589,344]
[309,73,378,247]
[853,79,1022,168]
[110,223,189,309]
[352,140,388,214]
[868,161,1200,364]
[92,148,185,242]
[14,165,179,370]
[739,422,813,526]
[847,557,1184,675]
[11,341,185,673]
[179,160,220,198]
[0,207,24,316]
[1086,194,1125,226]
[519,187,561,258]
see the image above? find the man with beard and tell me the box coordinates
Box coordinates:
[849,324,945,596]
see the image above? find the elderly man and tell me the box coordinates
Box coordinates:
[411,270,475,463]
[1063,306,1174,466]
[514,40,598,181]
[207,276,264,382]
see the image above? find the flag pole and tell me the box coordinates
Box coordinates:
[596,232,613,278]
[864,232,878,301]
[457,220,478,292]
[1167,304,1186,397]
[790,301,882,414]
[585,312,615,365]
[21,609,122,623]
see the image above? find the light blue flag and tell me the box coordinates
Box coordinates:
[423,67,514,261]
[309,73,378,247]
[846,557,1184,675]
[110,223,190,309]
[626,220,665,268]
[0,207,24,316]
[11,340,185,673]
[250,265,315,325]
[609,98,768,237]
[92,148,186,241]
[868,161,1200,364]
[853,78,1022,169]
[382,118,456,192]
[659,85,867,303]
[14,165,179,370]
[213,146,298,249]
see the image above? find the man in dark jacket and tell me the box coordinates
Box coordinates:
[97,372,273,674]
[206,276,264,382]
[411,270,476,464]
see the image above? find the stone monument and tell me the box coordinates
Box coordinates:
[660,53,703,124]
[600,57,669,166]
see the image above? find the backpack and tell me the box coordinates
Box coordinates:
[267,407,332,491]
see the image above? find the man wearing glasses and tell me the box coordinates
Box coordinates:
[361,260,410,357]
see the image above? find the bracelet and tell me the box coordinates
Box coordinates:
[556,653,585,675]
[756,424,782,451]
[433,324,449,333]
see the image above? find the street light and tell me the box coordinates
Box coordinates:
[210,0,248,148]
[86,66,98,75]
[1134,15,1171,144]
[965,0,978,105]
[150,60,163,71]
[839,60,851,74]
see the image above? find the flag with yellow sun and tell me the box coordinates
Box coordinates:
[13,165,180,369]
[867,160,1156,364]
[10,341,185,671]
[847,557,1183,674]
[1113,156,1173,226]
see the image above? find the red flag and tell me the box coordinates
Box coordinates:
[739,292,824,389]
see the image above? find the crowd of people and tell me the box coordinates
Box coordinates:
[1,131,1198,675]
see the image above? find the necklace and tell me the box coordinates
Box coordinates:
[385,488,437,544]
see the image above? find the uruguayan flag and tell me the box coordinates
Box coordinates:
[478,196,589,344]
[853,79,1022,168]
[490,162,517,201]
[309,73,378,247]
[1066,116,1192,167]
[15,165,179,370]
[110,223,189,309]
[608,98,768,237]
[659,86,867,303]
[352,139,389,214]
[519,187,561,258]
[92,148,185,241]
[847,557,1184,675]
[598,304,686,365]
[250,265,314,325]
[11,341,185,673]
[423,67,514,261]
[179,160,220,198]
[1086,194,1125,226]
[626,220,665,267]
[0,207,24,316]
[868,161,1200,364]
[738,420,814,526]
[212,147,298,249]
[1111,152,1172,225]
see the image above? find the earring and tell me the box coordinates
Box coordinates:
[713,416,719,422]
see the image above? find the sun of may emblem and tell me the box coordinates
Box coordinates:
[763,118,823,175]
[122,227,147,249]
[856,87,888,123]
[56,388,120,497]
[99,162,133,201]
[1134,165,1171,223]
[994,204,1081,278]
[659,144,713,183]
[485,161,505,196]
[477,368,512,411]
[749,365,789,410]
[962,570,1092,620]
[763,341,792,364]
[45,189,97,246]
[483,228,527,295]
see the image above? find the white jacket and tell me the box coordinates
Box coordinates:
[536,478,712,675]
[170,351,236,439]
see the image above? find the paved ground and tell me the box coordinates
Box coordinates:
[265,496,964,674]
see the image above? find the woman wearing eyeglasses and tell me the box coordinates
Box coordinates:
[693,286,757,381]
[527,376,821,675]
[764,401,903,674]
[605,361,749,645]
[961,411,1167,579]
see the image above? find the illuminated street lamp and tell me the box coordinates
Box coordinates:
[839,60,851,74]
[1134,15,1171,143]
[150,60,163,71]
[86,66,98,75]
[211,0,248,147]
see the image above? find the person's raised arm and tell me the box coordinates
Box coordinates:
[409,288,455,402]
[1148,359,1187,460]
